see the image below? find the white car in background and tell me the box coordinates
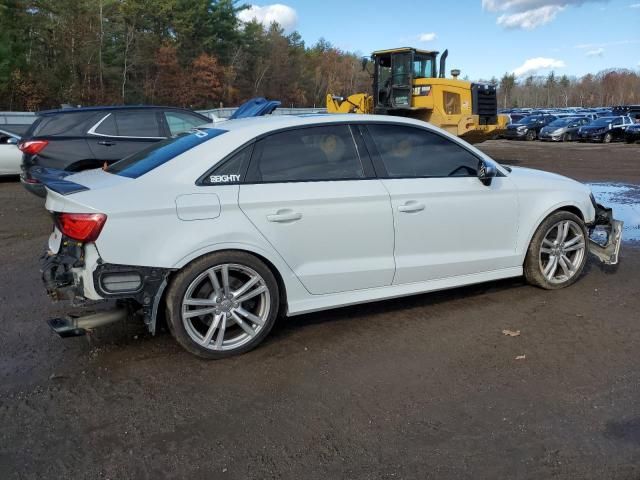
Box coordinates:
[37,115,622,358]
[0,128,21,175]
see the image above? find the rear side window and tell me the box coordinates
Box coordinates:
[367,124,479,178]
[250,125,364,182]
[201,145,253,185]
[165,111,207,136]
[107,128,227,178]
[94,114,118,136]
[114,111,162,137]
[32,111,97,136]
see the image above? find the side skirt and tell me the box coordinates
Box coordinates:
[287,266,523,316]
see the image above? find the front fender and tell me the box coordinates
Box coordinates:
[519,200,594,262]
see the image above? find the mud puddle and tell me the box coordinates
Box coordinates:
[588,183,640,242]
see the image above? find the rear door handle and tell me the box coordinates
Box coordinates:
[398,201,425,213]
[267,209,303,223]
[98,140,115,146]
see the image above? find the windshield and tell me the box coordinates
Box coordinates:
[107,128,227,178]
[519,115,543,124]
[548,118,573,127]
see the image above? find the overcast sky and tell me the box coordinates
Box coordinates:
[238,0,640,81]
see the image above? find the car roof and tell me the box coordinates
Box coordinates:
[204,114,439,137]
[37,105,207,117]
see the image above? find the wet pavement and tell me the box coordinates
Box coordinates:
[1,140,640,479]
[589,183,640,242]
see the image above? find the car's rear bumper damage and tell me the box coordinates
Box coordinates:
[587,202,623,265]
[41,237,171,337]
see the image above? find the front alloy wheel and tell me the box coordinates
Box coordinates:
[524,211,588,289]
[166,252,279,358]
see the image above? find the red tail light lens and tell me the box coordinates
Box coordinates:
[55,213,107,242]
[19,140,49,155]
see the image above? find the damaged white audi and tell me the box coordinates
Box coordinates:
[35,115,623,358]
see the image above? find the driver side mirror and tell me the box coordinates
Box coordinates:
[477,159,497,186]
[7,137,18,145]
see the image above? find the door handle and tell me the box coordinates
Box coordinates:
[98,140,115,146]
[267,209,303,223]
[398,201,425,213]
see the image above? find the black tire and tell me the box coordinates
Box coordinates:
[626,138,635,144]
[165,251,280,359]
[524,211,588,290]
[603,132,612,143]
[526,129,536,141]
[561,133,569,142]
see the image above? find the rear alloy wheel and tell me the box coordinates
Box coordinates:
[524,212,588,290]
[603,132,613,143]
[526,129,536,141]
[166,252,279,358]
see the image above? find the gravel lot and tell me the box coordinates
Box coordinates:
[1,140,639,480]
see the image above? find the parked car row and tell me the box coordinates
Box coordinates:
[503,112,639,143]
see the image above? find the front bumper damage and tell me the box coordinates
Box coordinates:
[41,237,171,337]
[588,202,623,265]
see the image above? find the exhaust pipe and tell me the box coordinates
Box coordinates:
[439,49,448,78]
[47,309,128,338]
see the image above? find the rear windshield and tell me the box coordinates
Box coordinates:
[107,127,227,178]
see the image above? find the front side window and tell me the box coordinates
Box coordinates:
[251,125,364,182]
[113,111,162,137]
[165,111,207,136]
[368,124,480,178]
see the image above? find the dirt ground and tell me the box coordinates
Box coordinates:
[1,140,639,480]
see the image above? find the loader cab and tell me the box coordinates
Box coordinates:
[373,48,438,112]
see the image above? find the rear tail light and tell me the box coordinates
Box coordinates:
[54,213,107,242]
[19,139,49,155]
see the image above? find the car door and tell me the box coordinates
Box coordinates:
[238,124,395,295]
[0,131,21,175]
[363,123,520,285]
[87,110,165,164]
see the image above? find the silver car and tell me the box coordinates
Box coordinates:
[539,117,590,142]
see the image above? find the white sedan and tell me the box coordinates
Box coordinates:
[36,115,623,358]
[0,128,22,176]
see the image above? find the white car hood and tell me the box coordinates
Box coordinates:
[506,165,589,192]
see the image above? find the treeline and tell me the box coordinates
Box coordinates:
[0,0,370,111]
[496,70,640,109]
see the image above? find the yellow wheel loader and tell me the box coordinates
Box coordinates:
[326,47,508,142]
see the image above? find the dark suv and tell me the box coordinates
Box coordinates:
[20,106,210,196]
[504,114,557,140]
